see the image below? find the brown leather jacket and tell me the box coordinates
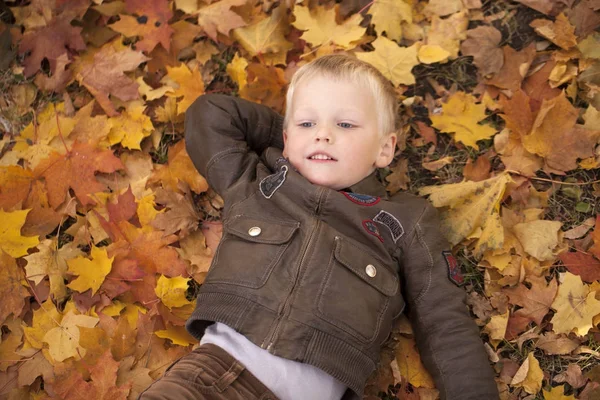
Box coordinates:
[184,94,499,400]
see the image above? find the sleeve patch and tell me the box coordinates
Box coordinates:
[260,165,288,199]
[443,251,464,286]
[373,210,404,243]
[342,192,381,206]
[362,220,384,242]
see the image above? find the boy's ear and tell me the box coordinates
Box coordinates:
[282,130,288,156]
[375,133,397,168]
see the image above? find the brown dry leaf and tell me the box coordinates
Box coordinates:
[485,43,536,91]
[426,10,469,60]
[536,332,581,355]
[463,154,491,182]
[460,25,504,76]
[504,276,557,326]
[197,0,247,41]
[554,364,588,389]
[110,14,174,53]
[385,158,409,195]
[530,13,578,50]
[422,156,453,171]
[511,352,543,394]
[239,63,287,112]
[75,40,150,116]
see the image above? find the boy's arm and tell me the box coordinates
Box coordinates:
[184,94,284,196]
[399,201,499,400]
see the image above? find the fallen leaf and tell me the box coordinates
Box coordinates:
[293,5,366,49]
[394,336,435,388]
[536,332,581,355]
[504,276,558,326]
[431,91,497,149]
[530,13,578,50]
[426,10,468,60]
[385,157,410,194]
[43,310,99,362]
[67,245,114,296]
[0,252,28,325]
[543,384,577,400]
[197,0,246,41]
[460,25,504,76]
[0,209,39,258]
[483,311,509,349]
[368,0,412,41]
[554,363,587,389]
[233,5,293,57]
[511,352,543,394]
[485,44,536,91]
[551,272,600,336]
[357,37,419,86]
[558,248,600,283]
[512,220,562,261]
[422,156,453,171]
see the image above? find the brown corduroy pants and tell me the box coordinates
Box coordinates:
[138,343,280,400]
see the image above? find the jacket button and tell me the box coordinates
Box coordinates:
[366,264,376,277]
[248,226,262,236]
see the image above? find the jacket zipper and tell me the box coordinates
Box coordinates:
[261,187,326,352]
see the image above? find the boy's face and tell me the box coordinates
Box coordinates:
[283,76,396,190]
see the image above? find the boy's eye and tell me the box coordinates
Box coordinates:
[338,122,355,129]
[299,122,314,128]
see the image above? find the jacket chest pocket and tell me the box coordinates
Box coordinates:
[205,215,299,289]
[316,236,401,343]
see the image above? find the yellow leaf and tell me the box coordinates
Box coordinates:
[483,311,508,349]
[530,13,577,50]
[369,0,412,42]
[577,32,600,59]
[227,52,248,91]
[430,91,497,149]
[233,6,293,57]
[107,101,154,150]
[23,301,62,350]
[292,5,366,49]
[155,275,193,309]
[423,0,464,17]
[426,11,468,60]
[512,220,562,261]
[136,76,174,101]
[394,336,435,388]
[356,37,419,86]
[418,44,451,64]
[163,63,205,115]
[543,385,576,400]
[583,104,600,131]
[42,310,99,362]
[24,240,82,302]
[66,245,114,296]
[511,352,543,394]
[137,194,164,226]
[419,173,512,252]
[155,324,196,346]
[551,272,600,336]
[0,209,39,258]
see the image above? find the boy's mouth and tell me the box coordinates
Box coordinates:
[307,152,337,161]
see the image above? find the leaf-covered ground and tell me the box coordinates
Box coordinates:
[1,0,600,399]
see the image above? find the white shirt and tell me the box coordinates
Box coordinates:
[200,322,347,400]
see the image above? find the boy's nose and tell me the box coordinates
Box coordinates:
[315,127,334,143]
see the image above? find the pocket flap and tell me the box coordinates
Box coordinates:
[226,215,299,244]
[334,237,398,296]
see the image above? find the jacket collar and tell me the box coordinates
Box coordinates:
[345,170,389,200]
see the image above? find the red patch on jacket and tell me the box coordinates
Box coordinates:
[362,219,384,242]
[443,251,464,286]
[341,192,381,206]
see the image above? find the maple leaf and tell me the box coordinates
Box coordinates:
[155,323,196,346]
[116,356,153,399]
[239,63,287,112]
[0,251,29,325]
[357,37,419,86]
[155,275,193,309]
[292,5,366,49]
[512,220,562,261]
[163,63,205,115]
[485,43,536,91]
[419,173,512,253]
[150,139,208,194]
[426,10,468,60]
[0,209,39,258]
[67,245,114,296]
[394,336,435,389]
[196,0,246,41]
[511,352,543,394]
[24,239,82,302]
[368,0,412,42]
[430,91,497,149]
[43,310,99,362]
[483,311,509,349]
[227,52,248,91]
[530,13,578,49]
[151,188,200,236]
[110,14,174,53]
[233,5,293,57]
[18,17,86,77]
[543,385,577,400]
[0,318,24,372]
[551,272,600,336]
[558,248,600,283]
[22,300,63,350]
[0,165,34,211]
[386,158,410,194]
[51,349,131,399]
[75,40,149,117]
[107,101,154,150]
[504,276,557,325]
[33,141,124,208]
[460,26,504,77]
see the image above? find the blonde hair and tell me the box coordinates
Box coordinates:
[284,54,398,136]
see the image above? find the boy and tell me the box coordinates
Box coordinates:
[139,55,499,400]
